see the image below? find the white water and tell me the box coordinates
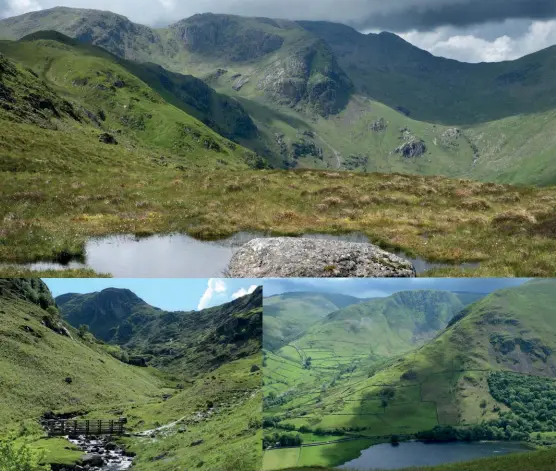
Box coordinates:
[67,436,133,471]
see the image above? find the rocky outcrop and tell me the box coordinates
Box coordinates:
[395,139,427,158]
[81,454,104,467]
[257,39,353,116]
[370,118,387,132]
[394,128,427,158]
[99,133,118,144]
[171,14,284,61]
[226,238,416,278]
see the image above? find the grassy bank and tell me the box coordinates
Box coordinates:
[3,164,556,277]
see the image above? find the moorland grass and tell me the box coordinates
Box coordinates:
[4,162,556,277]
[2,38,556,277]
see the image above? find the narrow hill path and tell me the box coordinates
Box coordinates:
[134,415,189,437]
[315,133,342,169]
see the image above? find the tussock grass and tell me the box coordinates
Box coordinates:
[1,37,556,277]
[3,163,556,276]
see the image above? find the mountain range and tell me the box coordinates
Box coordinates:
[56,285,262,375]
[265,290,485,358]
[263,281,556,469]
[3,7,556,183]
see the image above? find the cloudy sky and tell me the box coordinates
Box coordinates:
[263,278,530,299]
[1,0,556,62]
[45,278,260,311]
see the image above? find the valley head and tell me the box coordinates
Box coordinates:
[0,278,263,471]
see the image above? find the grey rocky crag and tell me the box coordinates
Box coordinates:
[394,128,427,158]
[171,14,284,61]
[226,238,416,278]
[395,139,427,158]
[257,39,353,116]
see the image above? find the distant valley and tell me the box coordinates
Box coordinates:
[263,282,556,470]
[4,7,556,183]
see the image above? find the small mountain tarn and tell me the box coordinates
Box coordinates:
[0,278,263,471]
[263,280,556,471]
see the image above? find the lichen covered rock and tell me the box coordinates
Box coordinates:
[227,237,416,278]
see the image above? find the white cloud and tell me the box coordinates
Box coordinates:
[401,19,556,62]
[197,278,227,310]
[1,1,556,63]
[232,284,258,300]
[2,0,41,17]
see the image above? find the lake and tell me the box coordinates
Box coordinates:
[338,441,530,470]
[13,232,479,277]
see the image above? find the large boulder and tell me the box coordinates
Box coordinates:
[226,238,416,278]
[80,454,104,467]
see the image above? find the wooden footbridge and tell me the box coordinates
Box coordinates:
[43,418,128,437]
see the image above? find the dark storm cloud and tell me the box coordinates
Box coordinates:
[263,278,530,299]
[4,0,556,32]
[2,0,556,62]
[353,0,556,32]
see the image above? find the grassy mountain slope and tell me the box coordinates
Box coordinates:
[289,290,470,363]
[263,292,363,351]
[0,279,164,426]
[5,8,556,183]
[56,288,160,342]
[0,33,266,173]
[263,290,483,468]
[0,279,263,471]
[264,280,556,469]
[298,21,556,125]
[57,286,263,375]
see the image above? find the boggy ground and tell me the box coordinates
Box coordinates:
[3,162,556,277]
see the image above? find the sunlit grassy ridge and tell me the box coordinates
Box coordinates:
[263,292,363,351]
[0,35,265,173]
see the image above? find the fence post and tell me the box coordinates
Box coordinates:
[61,421,65,435]
[86,420,89,436]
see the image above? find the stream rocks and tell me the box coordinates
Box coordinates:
[81,454,104,467]
[68,436,133,471]
[226,238,416,278]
